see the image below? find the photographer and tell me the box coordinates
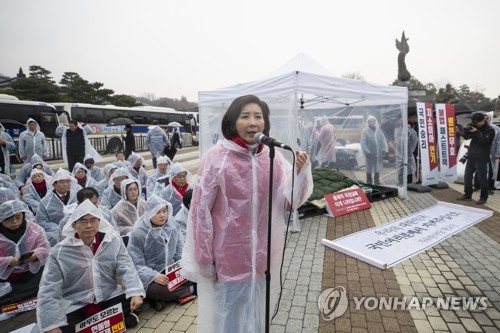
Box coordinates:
[457,112,495,204]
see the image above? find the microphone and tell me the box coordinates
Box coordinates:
[254,132,292,150]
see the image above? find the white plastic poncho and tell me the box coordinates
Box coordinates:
[0,188,18,203]
[182,140,313,333]
[71,162,98,189]
[84,153,104,182]
[100,167,130,210]
[174,204,188,242]
[396,123,418,174]
[55,123,103,165]
[159,163,192,216]
[144,125,169,155]
[146,156,171,196]
[15,154,54,188]
[128,196,183,288]
[35,168,78,246]
[95,164,118,197]
[111,179,146,236]
[0,123,16,176]
[360,115,389,173]
[36,200,145,332]
[0,200,50,280]
[18,118,49,159]
[22,169,53,213]
[0,174,19,198]
[127,152,148,191]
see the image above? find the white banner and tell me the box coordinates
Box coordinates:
[321,202,492,269]
[435,103,458,182]
[417,102,439,185]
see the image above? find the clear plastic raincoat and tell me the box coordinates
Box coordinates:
[360,115,389,175]
[182,140,313,333]
[0,188,18,204]
[95,164,117,197]
[22,169,52,213]
[396,123,418,181]
[0,174,19,198]
[144,125,169,156]
[127,152,148,195]
[128,197,183,288]
[71,162,98,189]
[84,153,104,182]
[0,200,50,280]
[56,123,103,165]
[15,154,54,188]
[35,168,78,246]
[18,118,49,159]
[99,167,130,210]
[36,200,145,332]
[111,179,146,236]
[146,156,171,196]
[174,204,188,242]
[0,123,16,176]
[159,163,192,216]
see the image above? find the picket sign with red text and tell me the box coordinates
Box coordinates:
[324,188,371,218]
[417,102,440,186]
[75,303,125,333]
[166,260,188,291]
[435,103,458,182]
[1,297,37,314]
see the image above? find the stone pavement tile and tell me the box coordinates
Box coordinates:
[413,319,434,333]
[440,310,460,323]
[185,325,198,333]
[137,328,155,333]
[472,312,494,326]
[460,317,483,332]
[270,325,286,333]
[152,321,175,333]
[164,308,186,322]
[303,313,319,329]
[183,302,198,317]
[171,316,195,331]
[446,323,467,333]
[427,316,448,331]
[285,318,304,333]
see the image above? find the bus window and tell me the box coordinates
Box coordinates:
[86,109,104,123]
[72,108,86,122]
[40,113,59,137]
[105,110,130,122]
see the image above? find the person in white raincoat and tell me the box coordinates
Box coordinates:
[95,164,118,197]
[18,118,49,161]
[128,196,193,310]
[99,167,130,210]
[127,152,148,197]
[71,162,98,189]
[84,154,103,182]
[395,114,418,186]
[144,120,170,169]
[0,174,19,199]
[174,188,192,243]
[23,169,52,214]
[146,156,171,197]
[36,200,144,333]
[111,179,146,236]
[57,187,119,243]
[360,115,388,185]
[159,162,192,216]
[0,188,19,204]
[0,122,16,176]
[15,154,54,190]
[0,200,50,312]
[35,168,78,246]
[56,120,102,172]
[182,95,313,333]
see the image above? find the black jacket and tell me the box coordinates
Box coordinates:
[464,123,495,162]
[124,131,136,152]
[65,128,86,155]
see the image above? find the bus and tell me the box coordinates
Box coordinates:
[51,103,195,152]
[0,96,64,160]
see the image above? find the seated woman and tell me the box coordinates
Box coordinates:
[71,163,98,189]
[0,200,50,320]
[128,196,194,311]
[23,169,52,214]
[100,167,130,210]
[84,154,103,182]
[160,163,192,216]
[111,179,146,236]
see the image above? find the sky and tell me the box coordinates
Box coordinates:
[1,0,499,102]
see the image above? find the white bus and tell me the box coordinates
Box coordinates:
[51,103,195,152]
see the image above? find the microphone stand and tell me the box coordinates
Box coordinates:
[265,145,275,333]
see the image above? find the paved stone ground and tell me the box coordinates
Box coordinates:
[4,150,500,332]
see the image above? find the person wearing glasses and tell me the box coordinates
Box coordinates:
[457,112,495,205]
[36,199,144,333]
[159,163,191,216]
[0,200,50,321]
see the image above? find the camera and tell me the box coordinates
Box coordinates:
[465,123,476,131]
[459,153,468,164]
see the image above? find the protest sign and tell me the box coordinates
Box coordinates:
[436,103,458,182]
[75,303,125,333]
[166,260,187,291]
[324,188,371,218]
[417,102,439,185]
[1,297,37,314]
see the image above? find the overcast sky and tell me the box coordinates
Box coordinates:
[1,0,499,102]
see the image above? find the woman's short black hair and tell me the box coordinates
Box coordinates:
[221,95,271,140]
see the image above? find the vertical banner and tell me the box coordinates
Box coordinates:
[417,103,439,185]
[436,103,458,182]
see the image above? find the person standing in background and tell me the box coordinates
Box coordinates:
[145,120,170,169]
[124,124,136,160]
[0,122,15,176]
[18,118,49,162]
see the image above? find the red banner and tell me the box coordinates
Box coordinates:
[166,260,188,291]
[75,304,125,333]
[1,297,37,314]
[436,103,457,182]
[325,189,371,218]
[417,102,439,185]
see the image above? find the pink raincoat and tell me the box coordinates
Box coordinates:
[182,139,313,333]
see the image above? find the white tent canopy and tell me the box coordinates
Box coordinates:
[198,53,409,198]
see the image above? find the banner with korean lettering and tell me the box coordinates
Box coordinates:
[436,103,458,182]
[417,102,439,185]
[321,202,492,269]
[75,303,125,333]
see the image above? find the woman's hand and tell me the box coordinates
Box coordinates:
[154,274,169,286]
[295,151,310,173]
[129,296,143,311]
[23,252,38,264]
[9,256,19,266]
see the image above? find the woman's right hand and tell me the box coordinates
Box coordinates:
[154,274,169,286]
[9,257,19,267]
